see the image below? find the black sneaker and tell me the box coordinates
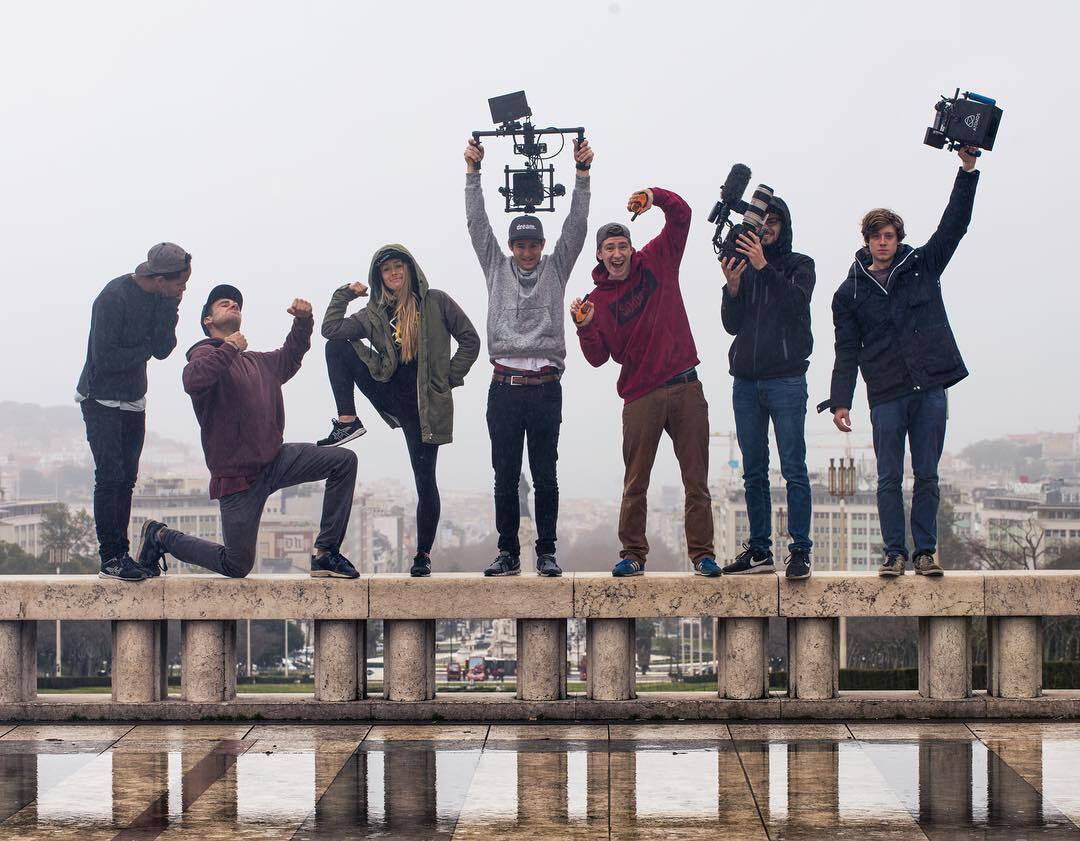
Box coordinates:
[913,551,944,577]
[536,554,562,577]
[136,519,168,577]
[484,551,520,577]
[785,550,812,580]
[722,543,775,575]
[410,552,431,577]
[310,548,360,579]
[317,417,366,447]
[100,554,146,582]
[879,553,907,577]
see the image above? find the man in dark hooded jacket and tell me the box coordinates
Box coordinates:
[719,199,816,579]
[817,147,980,578]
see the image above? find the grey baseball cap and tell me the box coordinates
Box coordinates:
[508,215,544,242]
[135,242,191,277]
[596,222,632,250]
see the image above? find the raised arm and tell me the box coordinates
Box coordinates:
[548,139,594,284]
[464,138,503,276]
[321,283,374,342]
[920,147,980,277]
[637,187,692,270]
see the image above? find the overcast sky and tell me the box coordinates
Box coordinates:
[2,1,1075,498]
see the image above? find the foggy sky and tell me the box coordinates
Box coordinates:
[2,1,1074,498]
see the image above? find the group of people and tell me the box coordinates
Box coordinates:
[75,136,982,584]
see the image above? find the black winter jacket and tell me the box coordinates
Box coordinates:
[818,168,979,413]
[720,197,815,380]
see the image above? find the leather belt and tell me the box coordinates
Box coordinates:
[492,371,561,386]
[662,367,698,387]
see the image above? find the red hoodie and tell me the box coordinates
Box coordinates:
[576,188,699,403]
[182,316,312,498]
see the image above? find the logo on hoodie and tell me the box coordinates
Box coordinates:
[611,268,659,326]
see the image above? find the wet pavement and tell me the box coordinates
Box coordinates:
[0,722,1079,838]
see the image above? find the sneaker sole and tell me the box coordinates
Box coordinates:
[484,568,521,577]
[878,569,906,577]
[723,565,775,576]
[612,570,644,577]
[694,569,722,577]
[310,570,360,579]
[98,571,144,582]
[786,571,812,580]
[410,570,431,578]
[915,568,944,577]
[537,570,563,577]
[319,427,367,447]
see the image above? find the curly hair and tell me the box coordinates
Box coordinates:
[860,208,906,244]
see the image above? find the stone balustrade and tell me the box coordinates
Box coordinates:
[0,570,1078,720]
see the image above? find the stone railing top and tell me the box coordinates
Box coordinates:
[0,571,1075,620]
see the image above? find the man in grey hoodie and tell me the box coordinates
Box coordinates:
[464,135,593,578]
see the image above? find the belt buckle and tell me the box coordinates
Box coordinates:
[509,374,524,386]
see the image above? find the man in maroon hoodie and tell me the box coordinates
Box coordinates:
[135,284,360,579]
[571,188,718,577]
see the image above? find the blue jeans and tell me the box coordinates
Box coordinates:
[732,375,812,554]
[870,387,947,558]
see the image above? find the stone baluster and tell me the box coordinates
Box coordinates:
[787,618,839,699]
[314,619,366,701]
[516,619,567,701]
[987,616,1042,699]
[112,619,168,702]
[383,619,435,701]
[0,620,37,703]
[180,619,237,702]
[586,618,636,701]
[918,617,972,699]
[717,618,769,700]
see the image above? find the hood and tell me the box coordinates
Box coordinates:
[367,243,430,303]
[763,196,793,259]
[186,336,225,360]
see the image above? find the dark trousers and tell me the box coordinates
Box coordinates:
[160,443,357,577]
[81,401,145,563]
[486,380,562,557]
[870,386,948,558]
[326,340,440,554]
[620,380,714,564]
[732,375,813,554]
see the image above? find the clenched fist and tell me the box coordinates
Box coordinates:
[348,281,369,298]
[225,332,247,352]
[288,298,312,318]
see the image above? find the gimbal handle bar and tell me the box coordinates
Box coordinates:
[470,125,585,172]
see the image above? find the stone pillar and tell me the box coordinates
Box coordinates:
[987,616,1042,699]
[918,616,971,699]
[180,619,237,702]
[919,741,972,825]
[586,750,609,827]
[989,740,1043,828]
[0,620,36,702]
[518,750,568,824]
[586,618,636,701]
[383,619,435,701]
[716,617,769,700]
[314,619,367,701]
[787,618,839,699]
[516,618,566,701]
[788,742,840,828]
[111,620,167,702]
[113,750,169,826]
[315,751,367,830]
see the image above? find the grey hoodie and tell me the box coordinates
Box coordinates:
[465,172,590,370]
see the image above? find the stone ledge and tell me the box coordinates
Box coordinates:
[779,571,984,617]
[573,572,777,618]
[368,573,573,619]
[8,690,1080,721]
[984,570,1080,616]
[165,575,368,620]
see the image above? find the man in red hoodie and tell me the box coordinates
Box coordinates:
[571,188,718,577]
[135,284,360,580]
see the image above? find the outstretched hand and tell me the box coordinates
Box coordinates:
[288,298,313,318]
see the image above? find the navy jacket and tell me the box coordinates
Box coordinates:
[818,168,979,413]
[720,197,815,380]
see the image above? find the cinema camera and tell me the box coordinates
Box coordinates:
[707,164,774,267]
[924,88,1003,156]
[472,91,585,213]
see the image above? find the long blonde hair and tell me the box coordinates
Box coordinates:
[379,261,420,364]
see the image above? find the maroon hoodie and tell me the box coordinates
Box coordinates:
[183,316,312,498]
[576,187,699,403]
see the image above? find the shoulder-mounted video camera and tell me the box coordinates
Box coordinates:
[471,91,585,214]
[707,164,774,267]
[924,88,1003,156]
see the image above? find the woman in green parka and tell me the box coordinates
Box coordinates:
[319,244,480,576]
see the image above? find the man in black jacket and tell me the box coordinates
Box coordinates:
[818,147,980,577]
[720,198,816,579]
[76,242,191,581]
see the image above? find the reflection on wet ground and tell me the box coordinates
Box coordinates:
[1,722,1080,838]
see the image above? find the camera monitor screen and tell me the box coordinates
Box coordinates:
[488,91,531,125]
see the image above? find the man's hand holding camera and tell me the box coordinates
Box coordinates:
[570,297,594,328]
[573,138,594,174]
[627,189,654,218]
[958,145,978,172]
[464,138,484,174]
[721,231,768,295]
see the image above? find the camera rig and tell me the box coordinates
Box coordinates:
[924,88,1003,156]
[707,163,774,267]
[472,91,585,214]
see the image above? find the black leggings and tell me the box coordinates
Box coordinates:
[326,340,441,554]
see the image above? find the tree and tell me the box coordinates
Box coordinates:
[40,503,95,564]
[962,515,1045,570]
